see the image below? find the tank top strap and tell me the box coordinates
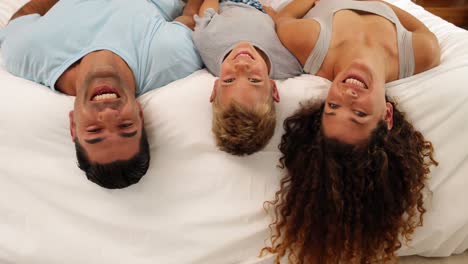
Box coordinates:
[302,0,415,77]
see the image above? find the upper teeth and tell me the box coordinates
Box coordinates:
[345,78,367,88]
[236,52,253,60]
[92,93,118,101]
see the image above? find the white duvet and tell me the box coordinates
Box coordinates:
[0,0,467,263]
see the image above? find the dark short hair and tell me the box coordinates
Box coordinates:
[75,128,150,189]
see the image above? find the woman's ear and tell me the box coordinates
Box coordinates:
[385,102,394,130]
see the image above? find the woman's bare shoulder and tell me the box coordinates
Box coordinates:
[276,17,321,66]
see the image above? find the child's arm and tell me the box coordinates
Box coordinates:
[199,0,219,16]
[175,0,204,30]
[263,5,277,22]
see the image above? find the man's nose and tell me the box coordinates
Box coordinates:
[98,108,119,127]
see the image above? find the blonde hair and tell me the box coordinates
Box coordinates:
[212,98,276,155]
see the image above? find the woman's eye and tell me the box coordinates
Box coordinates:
[354,111,367,117]
[328,102,338,109]
[119,123,133,129]
[223,78,235,83]
[249,78,261,83]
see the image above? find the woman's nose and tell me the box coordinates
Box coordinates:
[345,88,358,98]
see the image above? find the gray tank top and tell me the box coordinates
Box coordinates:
[193,2,303,79]
[303,0,415,79]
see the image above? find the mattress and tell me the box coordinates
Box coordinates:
[0,0,468,263]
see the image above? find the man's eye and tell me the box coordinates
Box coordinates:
[87,128,102,133]
[328,102,339,109]
[223,78,235,83]
[119,123,133,129]
[249,78,261,83]
[354,111,367,117]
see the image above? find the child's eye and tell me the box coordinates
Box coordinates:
[249,78,261,83]
[328,102,339,109]
[354,111,367,117]
[223,78,235,83]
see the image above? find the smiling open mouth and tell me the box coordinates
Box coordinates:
[234,51,254,60]
[91,86,120,101]
[343,76,368,89]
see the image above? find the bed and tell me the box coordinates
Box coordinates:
[0,0,467,263]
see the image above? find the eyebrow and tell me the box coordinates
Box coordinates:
[350,118,364,125]
[324,112,364,126]
[84,130,138,145]
[85,137,104,144]
[120,130,138,138]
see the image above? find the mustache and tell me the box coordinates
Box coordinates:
[81,69,124,100]
[90,100,123,111]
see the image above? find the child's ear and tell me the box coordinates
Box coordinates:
[210,79,219,103]
[271,80,280,102]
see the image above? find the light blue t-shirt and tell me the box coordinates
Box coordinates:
[0,0,203,96]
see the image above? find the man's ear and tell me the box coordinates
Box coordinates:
[69,110,76,142]
[385,102,394,130]
[210,79,219,103]
[137,101,144,123]
[271,80,280,102]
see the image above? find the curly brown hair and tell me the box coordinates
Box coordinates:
[262,99,438,263]
[212,99,276,155]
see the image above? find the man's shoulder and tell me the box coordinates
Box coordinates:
[151,20,195,49]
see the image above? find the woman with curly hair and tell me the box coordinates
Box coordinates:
[263,100,437,263]
[262,0,440,263]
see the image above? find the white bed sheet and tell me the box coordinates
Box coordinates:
[0,0,468,263]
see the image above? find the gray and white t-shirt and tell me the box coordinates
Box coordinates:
[193,2,303,79]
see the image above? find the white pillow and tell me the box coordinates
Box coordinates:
[0,0,27,28]
[1,1,468,263]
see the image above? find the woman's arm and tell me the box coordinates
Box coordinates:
[274,0,320,65]
[370,0,428,32]
[10,0,59,22]
[275,0,318,22]
[198,0,219,16]
[377,1,440,72]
